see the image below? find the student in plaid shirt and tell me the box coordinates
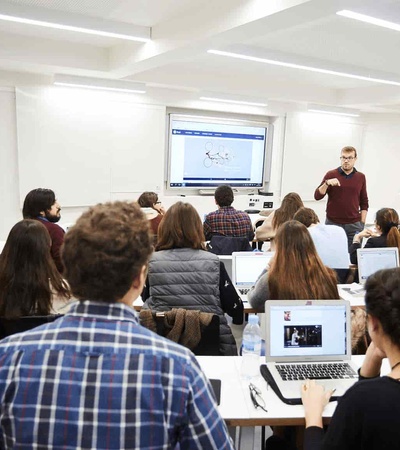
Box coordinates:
[203,185,254,241]
[0,201,233,450]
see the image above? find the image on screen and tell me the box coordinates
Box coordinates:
[284,325,322,348]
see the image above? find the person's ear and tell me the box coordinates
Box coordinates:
[131,265,147,291]
[39,210,46,217]
[367,314,380,335]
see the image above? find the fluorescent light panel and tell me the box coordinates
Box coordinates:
[200,96,267,107]
[207,49,400,87]
[54,75,146,94]
[307,104,360,117]
[337,10,400,32]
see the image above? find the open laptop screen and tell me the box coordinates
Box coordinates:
[357,247,399,284]
[232,252,274,287]
[265,301,349,361]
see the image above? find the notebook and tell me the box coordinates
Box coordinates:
[357,247,399,285]
[264,300,359,401]
[231,251,274,300]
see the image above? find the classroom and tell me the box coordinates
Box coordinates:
[0,1,400,449]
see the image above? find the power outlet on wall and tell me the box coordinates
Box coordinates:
[263,202,273,208]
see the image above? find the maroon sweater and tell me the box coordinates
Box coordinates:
[37,218,65,273]
[314,168,369,224]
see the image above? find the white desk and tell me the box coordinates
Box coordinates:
[198,355,371,449]
[338,284,366,308]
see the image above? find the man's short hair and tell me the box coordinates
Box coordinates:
[215,185,234,207]
[293,207,320,228]
[137,192,158,208]
[341,146,357,158]
[62,201,153,303]
[22,188,56,218]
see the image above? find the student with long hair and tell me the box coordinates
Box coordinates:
[350,207,400,264]
[249,220,339,311]
[142,201,243,356]
[256,192,304,249]
[0,220,70,319]
[302,267,400,449]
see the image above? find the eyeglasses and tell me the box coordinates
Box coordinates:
[155,201,161,204]
[340,156,355,161]
[249,383,268,413]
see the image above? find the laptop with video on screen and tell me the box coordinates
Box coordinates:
[263,300,359,402]
[231,251,274,301]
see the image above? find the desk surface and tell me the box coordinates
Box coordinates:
[197,355,368,427]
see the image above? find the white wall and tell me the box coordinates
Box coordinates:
[1,85,400,240]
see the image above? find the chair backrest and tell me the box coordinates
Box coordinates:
[207,235,252,255]
[139,309,220,356]
[0,314,63,340]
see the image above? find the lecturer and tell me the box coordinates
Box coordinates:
[314,146,369,250]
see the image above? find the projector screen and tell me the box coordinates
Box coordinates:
[167,114,269,191]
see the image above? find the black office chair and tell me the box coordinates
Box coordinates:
[0,314,63,340]
[139,309,221,356]
[207,235,252,255]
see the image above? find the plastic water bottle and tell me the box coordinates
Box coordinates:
[241,314,262,379]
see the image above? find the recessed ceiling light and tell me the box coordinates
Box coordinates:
[207,49,400,87]
[54,75,146,94]
[337,10,400,32]
[200,96,267,107]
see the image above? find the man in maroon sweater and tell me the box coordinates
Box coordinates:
[314,146,369,250]
[22,188,65,273]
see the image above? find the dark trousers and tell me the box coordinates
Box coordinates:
[325,218,364,252]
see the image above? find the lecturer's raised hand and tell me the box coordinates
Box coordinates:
[325,178,341,187]
[301,379,334,428]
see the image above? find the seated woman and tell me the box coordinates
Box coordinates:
[137,191,165,242]
[248,220,339,311]
[0,219,70,319]
[141,201,243,356]
[350,207,400,264]
[256,192,304,250]
[302,267,400,449]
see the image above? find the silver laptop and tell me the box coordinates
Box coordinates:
[264,300,359,400]
[357,247,399,285]
[232,252,274,300]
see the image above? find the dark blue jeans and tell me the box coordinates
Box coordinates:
[325,218,364,252]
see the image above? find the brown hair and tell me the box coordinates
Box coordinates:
[341,146,357,158]
[272,192,304,230]
[137,192,158,208]
[293,207,320,228]
[214,185,234,207]
[62,201,153,302]
[156,202,205,251]
[375,208,400,250]
[0,220,70,318]
[268,221,339,299]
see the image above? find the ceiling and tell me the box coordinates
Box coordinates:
[2,0,400,114]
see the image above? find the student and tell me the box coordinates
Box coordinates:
[22,188,65,273]
[137,191,165,240]
[142,201,243,356]
[248,220,339,311]
[302,267,400,449]
[0,202,233,449]
[0,219,70,318]
[350,207,400,264]
[256,192,304,250]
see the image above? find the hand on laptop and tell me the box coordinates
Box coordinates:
[301,379,334,428]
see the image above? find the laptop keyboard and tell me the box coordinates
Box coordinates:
[276,363,358,381]
[239,288,250,295]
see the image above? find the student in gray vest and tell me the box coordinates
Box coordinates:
[142,201,243,356]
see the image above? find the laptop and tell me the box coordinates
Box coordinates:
[231,252,274,300]
[357,247,399,285]
[264,300,359,401]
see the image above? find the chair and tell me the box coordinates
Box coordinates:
[139,309,221,355]
[207,235,252,255]
[0,314,63,340]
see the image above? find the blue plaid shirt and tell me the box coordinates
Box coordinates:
[0,301,233,449]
